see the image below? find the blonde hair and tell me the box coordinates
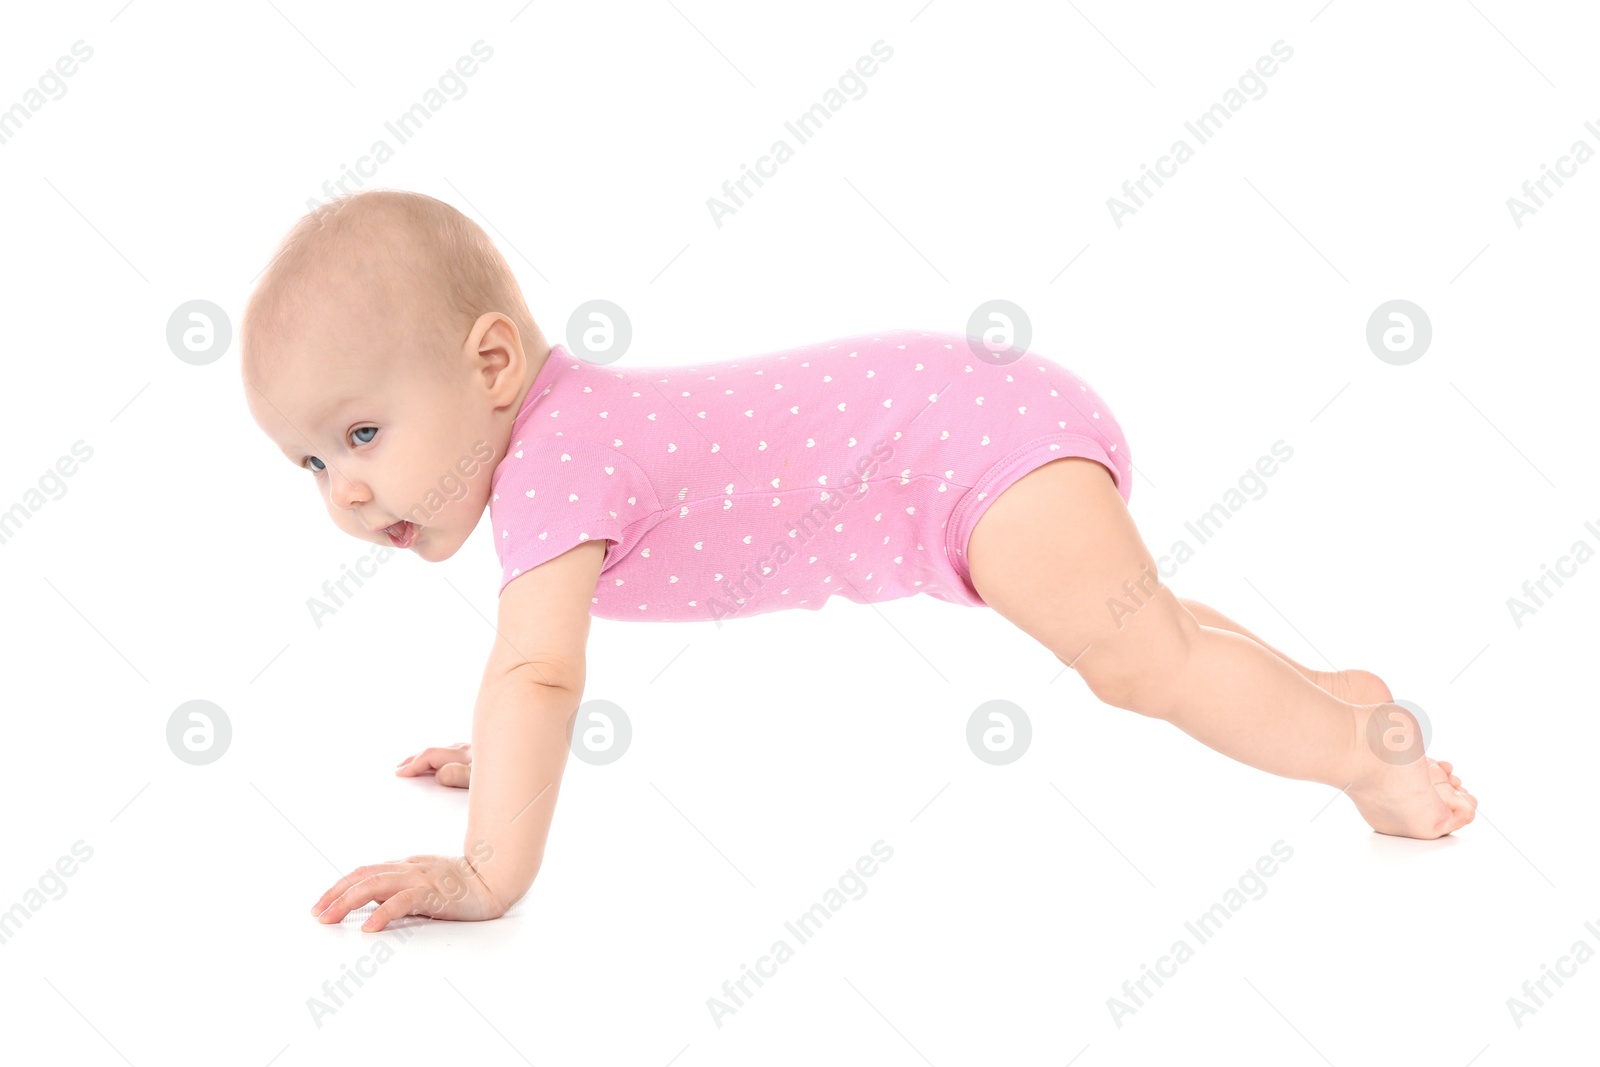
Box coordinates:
[241,188,540,385]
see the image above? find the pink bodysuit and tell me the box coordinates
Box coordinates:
[488,328,1132,622]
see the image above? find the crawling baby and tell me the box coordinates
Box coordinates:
[239,189,1476,933]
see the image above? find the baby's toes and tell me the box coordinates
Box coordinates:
[1444,778,1477,809]
[1437,784,1477,832]
[1427,760,1463,789]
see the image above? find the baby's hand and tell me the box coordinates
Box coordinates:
[311,854,505,931]
[395,742,472,787]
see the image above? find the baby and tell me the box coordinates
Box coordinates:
[240,190,1476,933]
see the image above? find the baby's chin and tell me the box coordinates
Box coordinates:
[351,500,487,561]
[397,523,464,562]
[410,536,459,563]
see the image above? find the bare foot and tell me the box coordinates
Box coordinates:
[1314,667,1393,706]
[1345,703,1476,838]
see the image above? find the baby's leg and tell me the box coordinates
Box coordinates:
[966,457,1475,839]
[1178,598,1393,707]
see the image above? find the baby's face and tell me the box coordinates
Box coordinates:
[246,302,501,563]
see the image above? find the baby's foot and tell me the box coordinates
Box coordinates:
[1315,667,1392,706]
[1345,703,1476,839]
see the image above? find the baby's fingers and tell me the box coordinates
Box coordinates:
[395,745,470,776]
[435,761,471,788]
[360,887,433,932]
[312,864,407,920]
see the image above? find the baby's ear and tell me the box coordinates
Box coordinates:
[469,314,524,396]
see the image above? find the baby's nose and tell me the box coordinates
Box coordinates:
[326,469,368,511]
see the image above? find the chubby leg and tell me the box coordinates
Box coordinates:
[1178,598,1393,707]
[966,457,1475,838]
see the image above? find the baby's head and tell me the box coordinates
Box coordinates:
[242,189,546,562]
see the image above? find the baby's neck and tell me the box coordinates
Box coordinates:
[496,341,553,461]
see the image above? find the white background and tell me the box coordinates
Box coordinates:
[1,1,1595,1064]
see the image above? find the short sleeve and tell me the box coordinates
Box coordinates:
[489,435,657,593]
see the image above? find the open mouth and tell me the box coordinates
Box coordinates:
[383,520,419,548]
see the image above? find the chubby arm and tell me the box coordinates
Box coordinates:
[463,539,608,911]
[313,540,607,930]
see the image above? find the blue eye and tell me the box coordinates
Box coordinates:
[302,427,377,472]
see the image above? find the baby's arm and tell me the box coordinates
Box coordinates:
[311,541,607,930]
[461,540,606,907]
